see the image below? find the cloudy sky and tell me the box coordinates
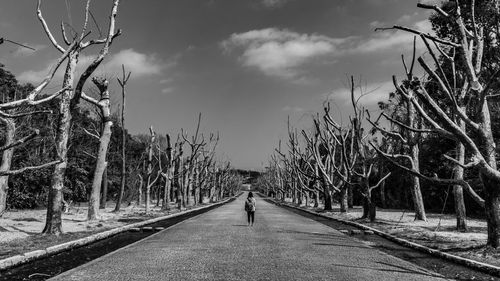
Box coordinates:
[0,0,434,169]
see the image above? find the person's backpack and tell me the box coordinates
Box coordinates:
[245,199,254,212]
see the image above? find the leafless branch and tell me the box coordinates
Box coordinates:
[0,160,62,176]
[37,0,65,53]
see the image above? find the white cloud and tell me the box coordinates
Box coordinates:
[18,49,170,84]
[222,20,435,80]
[222,28,350,79]
[102,48,167,77]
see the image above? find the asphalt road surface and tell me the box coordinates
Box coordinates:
[50,193,448,281]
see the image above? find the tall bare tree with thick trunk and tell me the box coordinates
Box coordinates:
[38,0,121,234]
[0,42,74,216]
[83,77,113,221]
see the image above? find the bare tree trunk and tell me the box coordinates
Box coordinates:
[145,127,155,214]
[314,189,319,208]
[292,179,297,204]
[453,118,467,231]
[410,145,426,221]
[0,119,15,215]
[162,135,173,211]
[177,158,184,210]
[361,181,376,222]
[199,183,204,204]
[482,174,500,248]
[218,174,224,200]
[146,175,151,213]
[210,172,217,203]
[380,179,386,209]
[87,78,113,221]
[183,163,190,206]
[368,191,376,222]
[156,181,161,207]
[348,184,353,208]
[322,178,332,211]
[43,54,77,235]
[115,66,130,212]
[137,175,143,206]
[99,167,108,209]
[340,185,348,213]
[379,156,387,209]
[193,166,199,206]
[162,174,171,211]
[186,167,193,206]
[407,100,426,221]
[453,144,467,232]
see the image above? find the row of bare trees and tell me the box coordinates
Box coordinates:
[261,78,393,222]
[259,1,500,248]
[0,0,241,235]
[129,115,241,216]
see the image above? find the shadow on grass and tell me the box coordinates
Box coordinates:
[12,217,41,222]
[420,225,487,233]
[9,226,38,235]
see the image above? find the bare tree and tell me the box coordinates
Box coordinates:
[0,44,73,215]
[38,0,121,235]
[81,77,113,221]
[145,126,161,213]
[368,38,427,221]
[373,2,500,245]
[115,65,131,212]
[181,113,207,206]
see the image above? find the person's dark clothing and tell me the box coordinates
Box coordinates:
[247,211,255,225]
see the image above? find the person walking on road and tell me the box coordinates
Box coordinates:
[245,192,256,226]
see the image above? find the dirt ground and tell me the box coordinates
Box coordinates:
[280,199,500,268]
[0,201,190,260]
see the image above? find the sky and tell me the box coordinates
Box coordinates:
[0,0,436,170]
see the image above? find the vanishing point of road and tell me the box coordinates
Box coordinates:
[50,193,447,281]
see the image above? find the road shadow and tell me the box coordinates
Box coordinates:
[277,229,345,239]
[313,243,371,249]
[329,262,445,279]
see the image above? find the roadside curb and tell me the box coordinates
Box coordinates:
[269,198,500,278]
[0,195,239,272]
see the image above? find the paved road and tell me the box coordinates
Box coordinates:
[51,193,447,281]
